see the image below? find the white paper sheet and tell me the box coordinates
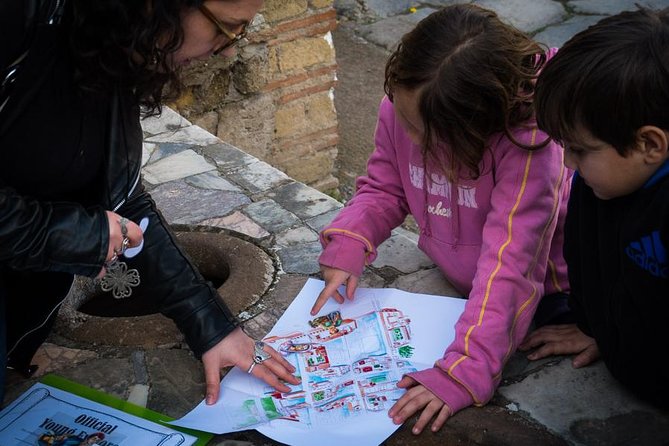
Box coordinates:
[171,278,466,446]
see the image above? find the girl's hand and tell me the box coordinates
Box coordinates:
[201,327,300,405]
[97,211,144,278]
[519,323,600,368]
[310,265,359,315]
[388,376,452,434]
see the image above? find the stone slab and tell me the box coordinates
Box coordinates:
[201,142,258,171]
[275,225,320,247]
[30,343,98,378]
[389,267,462,297]
[418,0,474,6]
[358,15,415,50]
[266,274,310,312]
[227,161,291,193]
[127,384,149,407]
[142,149,216,185]
[533,15,606,49]
[402,7,438,24]
[569,0,669,15]
[499,359,669,446]
[238,307,286,340]
[186,171,242,192]
[358,269,386,288]
[267,182,342,220]
[276,240,323,274]
[243,199,301,233]
[474,0,566,33]
[305,208,342,232]
[200,211,270,239]
[140,107,191,135]
[365,0,413,18]
[148,142,197,163]
[384,404,568,446]
[46,357,135,401]
[132,350,149,385]
[145,349,205,419]
[145,124,220,145]
[374,232,434,274]
[150,180,251,225]
[333,0,365,20]
[142,142,156,167]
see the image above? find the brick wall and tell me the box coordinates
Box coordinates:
[175,0,339,192]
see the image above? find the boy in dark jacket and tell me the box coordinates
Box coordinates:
[520,7,669,406]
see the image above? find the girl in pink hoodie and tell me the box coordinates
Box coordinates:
[312,4,571,434]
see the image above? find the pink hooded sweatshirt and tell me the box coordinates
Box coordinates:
[319,94,570,415]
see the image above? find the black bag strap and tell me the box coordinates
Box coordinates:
[0,0,67,131]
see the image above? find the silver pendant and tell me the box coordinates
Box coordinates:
[100,259,140,299]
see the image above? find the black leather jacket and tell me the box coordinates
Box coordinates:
[97,91,239,360]
[0,0,237,359]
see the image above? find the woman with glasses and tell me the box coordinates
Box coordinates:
[0,0,299,405]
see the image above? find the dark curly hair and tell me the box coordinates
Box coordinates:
[385,4,547,179]
[68,0,203,116]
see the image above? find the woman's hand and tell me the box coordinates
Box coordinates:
[201,327,300,405]
[98,211,144,277]
[388,376,452,434]
[310,265,359,316]
[519,323,600,368]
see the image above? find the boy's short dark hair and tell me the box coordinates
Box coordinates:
[536,7,669,156]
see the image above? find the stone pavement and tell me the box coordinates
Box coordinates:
[336,0,669,50]
[3,1,669,446]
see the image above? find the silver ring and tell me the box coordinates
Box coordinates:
[120,237,130,255]
[253,341,271,364]
[119,217,129,237]
[247,361,256,374]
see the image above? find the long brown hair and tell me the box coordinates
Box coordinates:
[385,4,547,179]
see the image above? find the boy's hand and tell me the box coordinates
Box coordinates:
[388,376,452,434]
[310,265,359,315]
[519,323,600,368]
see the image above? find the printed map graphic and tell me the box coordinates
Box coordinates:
[230,308,417,429]
[171,279,468,446]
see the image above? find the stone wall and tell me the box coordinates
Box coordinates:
[174,0,339,193]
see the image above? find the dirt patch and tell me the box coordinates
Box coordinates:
[332,21,389,201]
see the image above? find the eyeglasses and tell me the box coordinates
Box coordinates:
[199,4,249,55]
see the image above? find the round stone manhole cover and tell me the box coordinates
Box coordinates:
[55,229,276,348]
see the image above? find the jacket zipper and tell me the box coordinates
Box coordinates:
[112,171,141,212]
[6,280,74,359]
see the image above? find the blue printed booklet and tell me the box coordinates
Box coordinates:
[0,375,212,446]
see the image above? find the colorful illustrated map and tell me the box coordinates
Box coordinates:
[232,307,417,429]
[172,279,467,446]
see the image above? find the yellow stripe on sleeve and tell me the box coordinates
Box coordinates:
[463,150,533,355]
